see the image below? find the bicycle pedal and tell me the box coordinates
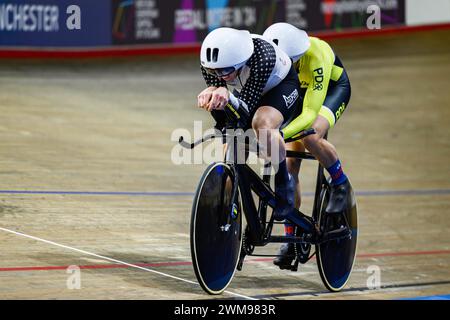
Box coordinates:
[290,259,300,272]
[277,265,295,271]
[276,260,299,272]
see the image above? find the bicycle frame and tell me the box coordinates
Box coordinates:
[223,130,323,247]
[178,128,351,247]
[184,126,358,292]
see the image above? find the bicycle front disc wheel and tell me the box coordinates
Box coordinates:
[190,162,242,295]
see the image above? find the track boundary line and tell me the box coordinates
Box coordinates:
[0,226,256,300]
[1,249,450,273]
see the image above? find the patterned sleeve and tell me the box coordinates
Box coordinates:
[238,38,276,111]
[200,66,226,87]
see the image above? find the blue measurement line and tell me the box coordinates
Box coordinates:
[399,294,450,300]
[0,189,449,197]
[356,189,450,196]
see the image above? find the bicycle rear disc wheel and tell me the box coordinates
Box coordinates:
[190,162,242,295]
[316,181,358,292]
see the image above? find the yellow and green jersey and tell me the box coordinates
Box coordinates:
[282,37,346,139]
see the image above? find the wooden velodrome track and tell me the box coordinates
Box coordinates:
[0,29,449,300]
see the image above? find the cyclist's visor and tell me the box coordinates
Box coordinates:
[204,66,237,77]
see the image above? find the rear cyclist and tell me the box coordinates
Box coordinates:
[263,23,352,269]
[197,27,302,220]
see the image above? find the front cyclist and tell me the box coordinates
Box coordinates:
[263,23,352,269]
[197,27,303,221]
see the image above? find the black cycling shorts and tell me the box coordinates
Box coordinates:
[321,55,351,127]
[211,65,302,130]
[257,65,302,126]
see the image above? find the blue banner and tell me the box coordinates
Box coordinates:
[0,0,111,46]
[0,0,406,49]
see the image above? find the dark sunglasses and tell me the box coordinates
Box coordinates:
[204,66,237,77]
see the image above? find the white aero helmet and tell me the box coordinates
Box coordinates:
[263,22,310,62]
[200,27,254,77]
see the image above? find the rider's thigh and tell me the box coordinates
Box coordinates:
[321,65,351,127]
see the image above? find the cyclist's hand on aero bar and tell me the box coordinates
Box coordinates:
[207,87,229,111]
[197,86,217,109]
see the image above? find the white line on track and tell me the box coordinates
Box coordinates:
[0,226,256,300]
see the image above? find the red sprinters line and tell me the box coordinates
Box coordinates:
[0,261,192,272]
[357,250,450,258]
[1,249,450,273]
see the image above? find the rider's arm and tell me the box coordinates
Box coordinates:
[219,38,276,128]
[281,51,332,139]
[200,66,226,87]
[200,66,228,129]
[236,38,276,112]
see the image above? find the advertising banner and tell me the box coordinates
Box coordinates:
[111,0,285,45]
[286,0,405,32]
[0,0,406,49]
[0,0,111,46]
[111,0,405,45]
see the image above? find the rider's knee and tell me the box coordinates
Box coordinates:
[252,114,271,130]
[252,118,278,140]
[303,134,321,151]
[252,106,283,132]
